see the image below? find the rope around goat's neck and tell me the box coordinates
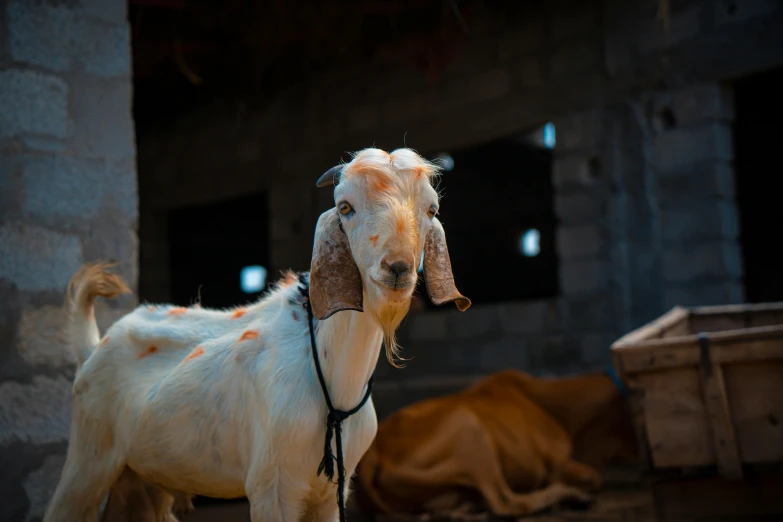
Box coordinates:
[298,274,374,522]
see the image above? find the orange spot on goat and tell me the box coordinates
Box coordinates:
[368,234,379,248]
[240,330,259,342]
[396,214,406,234]
[138,346,158,359]
[413,166,425,179]
[168,307,186,316]
[281,270,298,286]
[370,175,392,195]
[184,346,205,362]
[232,309,247,319]
[99,336,110,347]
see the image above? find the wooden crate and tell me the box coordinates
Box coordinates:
[611,303,783,480]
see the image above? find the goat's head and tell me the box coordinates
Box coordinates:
[311,147,470,364]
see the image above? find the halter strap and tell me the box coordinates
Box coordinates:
[298,274,374,522]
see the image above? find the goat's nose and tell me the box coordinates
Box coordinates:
[383,260,411,278]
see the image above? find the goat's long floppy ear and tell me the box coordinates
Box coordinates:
[423,218,471,312]
[316,165,342,188]
[310,208,363,320]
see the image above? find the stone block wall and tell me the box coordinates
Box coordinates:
[0,0,776,516]
[374,82,746,415]
[136,0,783,283]
[134,0,782,418]
[601,82,744,339]
[0,0,137,519]
[125,0,783,421]
[652,84,744,308]
[372,108,619,414]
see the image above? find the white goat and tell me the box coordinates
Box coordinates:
[99,467,193,522]
[45,147,470,522]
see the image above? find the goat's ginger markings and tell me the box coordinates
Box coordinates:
[138,346,158,359]
[183,346,205,362]
[396,215,406,234]
[239,330,260,342]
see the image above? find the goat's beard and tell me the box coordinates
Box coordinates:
[369,298,411,368]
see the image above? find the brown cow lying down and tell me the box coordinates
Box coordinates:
[353,369,637,518]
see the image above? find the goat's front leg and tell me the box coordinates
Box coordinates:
[246,471,307,522]
[312,479,356,522]
[314,504,338,522]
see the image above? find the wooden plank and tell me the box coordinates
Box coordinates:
[723,362,783,463]
[697,334,743,479]
[690,304,783,333]
[613,353,653,473]
[661,317,690,338]
[611,302,783,477]
[652,473,783,522]
[614,326,783,374]
[618,341,783,375]
[615,345,700,374]
[711,337,783,365]
[617,324,783,351]
[749,310,783,328]
[626,385,653,473]
[611,306,689,348]
[690,302,783,316]
[690,312,747,333]
[637,369,715,468]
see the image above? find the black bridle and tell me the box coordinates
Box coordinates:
[297,274,374,522]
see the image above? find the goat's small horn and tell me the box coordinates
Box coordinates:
[316,166,342,188]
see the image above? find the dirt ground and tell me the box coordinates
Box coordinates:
[179,474,783,522]
[180,486,657,522]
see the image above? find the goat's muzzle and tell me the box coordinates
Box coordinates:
[375,274,416,292]
[377,257,416,292]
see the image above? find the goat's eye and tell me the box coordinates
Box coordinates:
[338,202,353,216]
[427,205,439,219]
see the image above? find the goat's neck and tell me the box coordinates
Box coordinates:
[314,308,383,410]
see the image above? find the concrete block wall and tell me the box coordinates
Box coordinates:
[0,0,773,516]
[134,0,782,416]
[551,109,618,367]
[601,82,744,339]
[0,0,137,519]
[372,82,747,415]
[137,0,783,281]
[652,83,744,308]
[371,108,619,414]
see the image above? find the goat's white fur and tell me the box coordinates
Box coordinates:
[45,148,450,522]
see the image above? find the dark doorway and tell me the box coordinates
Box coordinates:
[734,67,783,303]
[168,193,270,308]
[419,136,559,308]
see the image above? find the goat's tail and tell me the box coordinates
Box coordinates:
[66,262,131,368]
